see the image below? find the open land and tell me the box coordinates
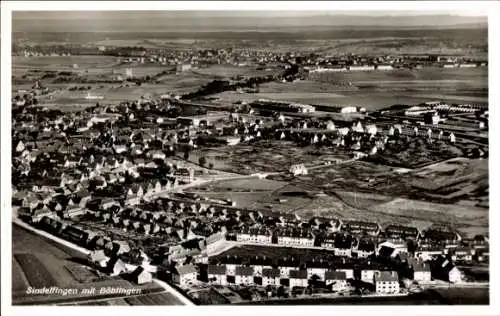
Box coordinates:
[213,67,487,110]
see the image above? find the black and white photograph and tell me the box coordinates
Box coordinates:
[0,1,498,313]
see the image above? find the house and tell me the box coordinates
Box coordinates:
[249,256,274,276]
[207,265,227,285]
[360,267,379,284]
[106,257,128,276]
[356,240,376,258]
[23,194,41,210]
[306,260,330,280]
[345,220,380,236]
[408,258,431,283]
[236,227,272,244]
[374,271,400,294]
[31,207,53,222]
[235,266,254,285]
[61,225,89,245]
[277,258,301,278]
[384,224,420,239]
[325,271,347,291]
[88,250,108,268]
[75,190,92,207]
[451,247,473,262]
[173,264,198,286]
[64,205,86,218]
[289,270,308,288]
[276,229,314,247]
[333,234,354,257]
[431,256,462,283]
[131,266,152,285]
[262,268,281,286]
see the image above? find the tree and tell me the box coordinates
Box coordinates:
[199,156,207,167]
[184,150,190,160]
[208,163,214,169]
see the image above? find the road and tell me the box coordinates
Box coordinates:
[12,219,194,306]
[141,172,278,201]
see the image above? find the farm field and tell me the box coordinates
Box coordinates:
[191,64,277,79]
[70,292,184,306]
[213,67,487,110]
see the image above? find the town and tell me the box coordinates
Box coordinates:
[10,10,489,306]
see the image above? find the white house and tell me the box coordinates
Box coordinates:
[262,268,281,286]
[207,265,227,285]
[289,270,308,288]
[173,264,197,286]
[374,271,400,294]
[325,271,348,291]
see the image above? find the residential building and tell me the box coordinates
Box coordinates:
[173,264,198,286]
[207,265,228,285]
[325,271,348,291]
[431,256,462,283]
[374,271,400,294]
[131,266,152,285]
[235,266,254,285]
[289,270,308,288]
[262,268,281,286]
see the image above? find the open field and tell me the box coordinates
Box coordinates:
[184,140,352,175]
[213,67,487,110]
[191,65,277,79]
[13,56,120,72]
[69,292,187,306]
[190,157,488,236]
[194,178,288,192]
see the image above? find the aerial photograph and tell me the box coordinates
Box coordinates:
[9,8,489,306]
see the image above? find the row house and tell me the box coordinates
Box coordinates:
[277,258,302,278]
[236,226,272,244]
[250,256,274,276]
[218,256,244,276]
[262,268,281,286]
[306,260,331,280]
[333,234,355,257]
[235,266,254,285]
[276,229,314,247]
[344,220,381,236]
[289,270,308,288]
[355,240,376,258]
[325,271,348,291]
[205,228,228,253]
[374,271,400,294]
[384,224,420,239]
[208,264,228,285]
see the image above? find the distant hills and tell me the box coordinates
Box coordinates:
[12,12,487,33]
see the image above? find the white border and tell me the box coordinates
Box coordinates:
[1,1,498,316]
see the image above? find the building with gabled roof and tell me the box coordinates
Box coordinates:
[173,264,198,286]
[374,271,399,294]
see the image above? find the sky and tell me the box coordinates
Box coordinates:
[12,11,487,33]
